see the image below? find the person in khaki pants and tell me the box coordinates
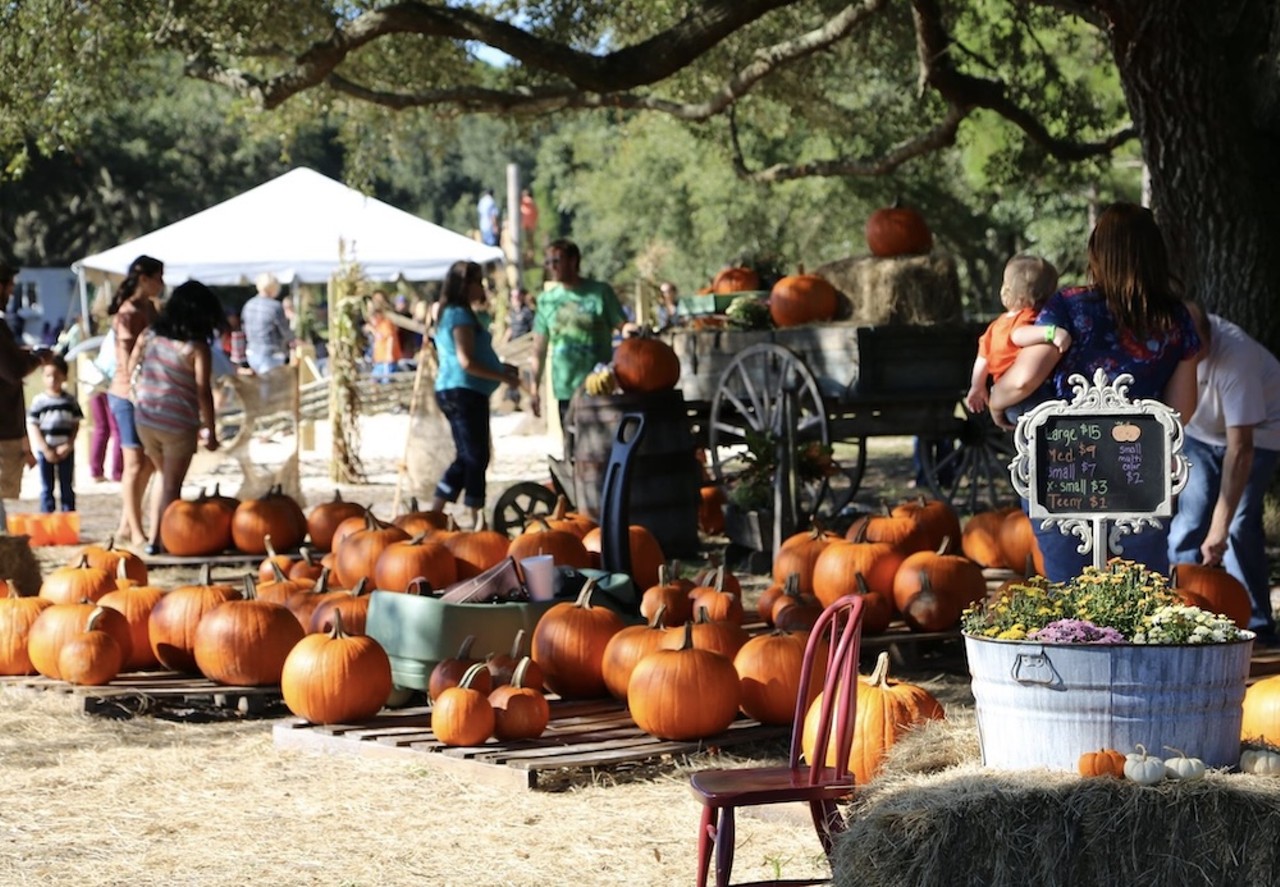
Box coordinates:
[0,263,51,520]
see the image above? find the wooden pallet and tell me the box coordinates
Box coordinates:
[0,671,285,719]
[273,698,789,791]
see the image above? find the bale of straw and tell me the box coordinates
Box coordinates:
[834,751,1280,887]
[0,534,44,596]
[813,253,962,327]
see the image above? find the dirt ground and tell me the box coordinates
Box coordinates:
[0,417,971,886]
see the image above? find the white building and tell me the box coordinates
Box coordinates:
[10,267,79,345]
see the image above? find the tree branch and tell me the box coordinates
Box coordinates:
[321,1,888,121]
[911,0,1134,161]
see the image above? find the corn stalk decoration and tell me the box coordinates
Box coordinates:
[328,244,368,483]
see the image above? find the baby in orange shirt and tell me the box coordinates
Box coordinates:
[966,255,1064,413]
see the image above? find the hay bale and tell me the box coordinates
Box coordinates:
[0,534,44,596]
[814,253,962,326]
[834,760,1280,887]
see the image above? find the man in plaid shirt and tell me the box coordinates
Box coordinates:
[241,272,293,373]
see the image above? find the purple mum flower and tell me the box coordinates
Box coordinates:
[1030,619,1127,645]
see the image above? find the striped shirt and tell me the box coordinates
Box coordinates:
[27,390,83,447]
[134,334,200,434]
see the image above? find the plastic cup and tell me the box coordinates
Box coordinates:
[520,555,556,602]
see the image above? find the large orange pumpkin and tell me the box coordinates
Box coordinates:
[712,266,761,294]
[581,524,665,589]
[511,519,591,570]
[306,490,368,552]
[1242,675,1280,746]
[961,507,1018,569]
[612,336,680,393]
[280,609,392,725]
[81,536,148,586]
[600,607,672,700]
[802,651,945,783]
[531,579,624,699]
[628,621,741,740]
[374,533,458,592]
[865,202,933,257]
[147,565,240,673]
[444,520,513,580]
[231,485,308,554]
[334,513,411,589]
[769,268,838,328]
[0,587,52,675]
[193,577,305,686]
[98,582,165,671]
[812,532,905,605]
[27,602,132,680]
[160,488,237,556]
[1170,563,1253,630]
[57,607,124,686]
[774,521,842,595]
[39,556,115,605]
[734,629,817,726]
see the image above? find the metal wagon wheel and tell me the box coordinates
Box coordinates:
[492,481,559,535]
[917,408,1017,513]
[708,343,863,527]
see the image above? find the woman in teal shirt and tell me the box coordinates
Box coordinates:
[427,262,521,528]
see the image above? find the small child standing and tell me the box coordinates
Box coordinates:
[966,255,1064,414]
[27,355,83,513]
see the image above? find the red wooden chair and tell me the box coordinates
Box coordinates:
[688,593,865,887]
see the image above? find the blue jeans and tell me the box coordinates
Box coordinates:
[373,362,397,383]
[1030,508,1171,582]
[1169,435,1280,633]
[434,388,491,509]
[107,393,142,448]
[37,452,75,513]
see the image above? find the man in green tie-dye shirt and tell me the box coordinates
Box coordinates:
[530,239,626,432]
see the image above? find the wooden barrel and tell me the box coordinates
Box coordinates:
[571,390,701,558]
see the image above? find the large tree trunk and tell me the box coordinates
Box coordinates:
[1104,0,1280,352]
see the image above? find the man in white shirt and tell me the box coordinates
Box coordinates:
[1169,306,1280,645]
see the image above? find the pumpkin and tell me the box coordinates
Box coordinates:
[526,495,596,539]
[485,628,543,690]
[308,577,375,636]
[391,497,450,537]
[665,607,749,661]
[81,536,148,586]
[307,490,368,552]
[580,524,666,589]
[1124,744,1166,785]
[39,555,115,605]
[756,580,786,626]
[231,484,308,554]
[1170,564,1253,629]
[489,658,550,741]
[1163,747,1206,781]
[999,510,1042,576]
[0,586,52,675]
[255,560,315,607]
[531,579,624,699]
[688,566,743,624]
[628,621,741,740]
[639,565,693,628]
[193,576,305,686]
[601,606,672,700]
[774,521,841,595]
[329,512,376,557]
[853,573,895,636]
[28,602,132,680]
[612,334,681,393]
[374,533,458,592]
[961,507,1018,569]
[56,607,124,686]
[147,565,241,673]
[847,504,933,555]
[1240,746,1280,776]
[770,573,823,633]
[891,496,962,556]
[444,518,513,579]
[865,201,933,257]
[768,267,838,328]
[892,543,986,631]
[812,529,904,605]
[282,571,341,632]
[257,535,298,583]
[280,609,393,725]
[698,485,727,535]
[712,266,761,295]
[432,663,495,746]
[1241,675,1280,746]
[288,548,327,583]
[160,487,237,556]
[98,580,165,671]
[429,634,490,701]
[511,519,591,571]
[334,512,410,589]
[734,629,815,725]
[802,651,945,783]
[1078,748,1127,778]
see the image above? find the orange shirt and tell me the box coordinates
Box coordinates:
[372,316,402,364]
[978,307,1038,381]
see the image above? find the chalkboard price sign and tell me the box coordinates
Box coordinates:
[1033,413,1168,516]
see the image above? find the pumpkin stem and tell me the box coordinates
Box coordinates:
[458,661,488,690]
[77,554,91,568]
[511,656,532,689]
[1134,743,1149,758]
[406,576,433,596]
[409,531,428,545]
[869,650,892,687]
[105,534,118,551]
[264,534,278,559]
[116,559,130,580]
[854,572,870,596]
[1163,745,1188,759]
[269,558,289,582]
[199,563,213,585]
[349,576,369,597]
[509,628,527,659]
[935,538,950,556]
[85,606,107,632]
[677,619,695,651]
[696,605,713,624]
[457,634,477,659]
[714,564,725,594]
[328,608,346,639]
[242,574,259,601]
[783,572,800,597]
[407,495,418,512]
[573,577,600,608]
[553,495,569,521]
[648,603,667,629]
[657,563,668,586]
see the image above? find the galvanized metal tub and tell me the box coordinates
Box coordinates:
[964,634,1253,770]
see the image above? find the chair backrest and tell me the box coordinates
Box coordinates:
[786,594,866,784]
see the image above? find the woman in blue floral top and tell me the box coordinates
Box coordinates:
[990,202,1201,580]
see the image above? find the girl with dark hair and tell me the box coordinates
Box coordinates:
[129,280,226,554]
[107,254,164,545]
[427,260,521,527]
[990,202,1200,580]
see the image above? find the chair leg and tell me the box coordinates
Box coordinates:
[810,800,845,855]
[714,807,736,887]
[696,806,714,887]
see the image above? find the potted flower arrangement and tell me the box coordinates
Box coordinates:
[962,559,1254,771]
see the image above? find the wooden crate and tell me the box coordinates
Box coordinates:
[273,698,789,791]
[0,671,285,719]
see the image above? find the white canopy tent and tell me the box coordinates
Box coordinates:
[72,167,504,316]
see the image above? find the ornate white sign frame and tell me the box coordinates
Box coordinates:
[1008,368,1189,569]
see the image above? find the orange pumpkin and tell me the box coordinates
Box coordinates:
[160,487,237,556]
[57,606,124,686]
[1241,675,1280,746]
[192,576,306,686]
[231,485,308,555]
[489,658,550,741]
[0,587,52,675]
[600,606,673,700]
[734,629,818,726]
[1078,748,1127,778]
[628,621,741,741]
[444,519,513,579]
[639,565,694,628]
[961,507,1018,569]
[774,521,841,595]
[665,607,749,661]
[530,579,624,698]
[769,268,838,328]
[865,202,933,257]
[280,609,392,725]
[1170,563,1253,629]
[698,485,727,535]
[306,490,368,552]
[891,496,962,555]
[81,536,148,586]
[374,533,458,592]
[612,336,680,393]
[147,565,240,673]
[581,524,665,589]
[98,581,165,671]
[334,513,410,589]
[510,519,591,571]
[712,266,761,294]
[39,556,115,605]
[812,530,905,606]
[27,602,132,680]
[433,663,495,746]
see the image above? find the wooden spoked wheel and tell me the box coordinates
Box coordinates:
[708,344,861,525]
[917,408,1017,513]
[492,481,559,536]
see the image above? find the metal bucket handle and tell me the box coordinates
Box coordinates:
[1011,648,1063,688]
